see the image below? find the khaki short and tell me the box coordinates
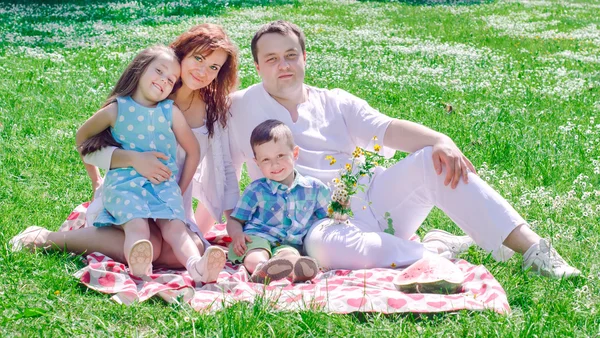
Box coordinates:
[228,235,301,264]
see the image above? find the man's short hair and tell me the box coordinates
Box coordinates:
[250,119,295,156]
[251,20,306,63]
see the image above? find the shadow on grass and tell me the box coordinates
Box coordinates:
[358,0,495,6]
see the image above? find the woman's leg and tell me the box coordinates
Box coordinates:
[11,222,163,264]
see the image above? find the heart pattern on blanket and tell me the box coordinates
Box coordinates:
[61,202,511,314]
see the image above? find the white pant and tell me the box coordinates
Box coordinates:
[305,146,522,270]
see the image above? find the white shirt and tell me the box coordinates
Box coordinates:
[229,83,395,185]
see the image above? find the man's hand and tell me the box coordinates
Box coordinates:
[432,137,477,189]
[231,232,252,257]
[131,151,172,184]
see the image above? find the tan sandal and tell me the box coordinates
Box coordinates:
[128,239,153,277]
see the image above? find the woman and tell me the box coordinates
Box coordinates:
[10,24,240,269]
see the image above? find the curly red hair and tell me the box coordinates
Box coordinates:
[170,23,239,137]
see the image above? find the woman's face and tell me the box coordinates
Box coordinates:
[179,48,228,90]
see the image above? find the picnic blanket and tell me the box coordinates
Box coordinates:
[62,203,510,314]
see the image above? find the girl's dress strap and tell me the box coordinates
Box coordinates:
[160,99,175,122]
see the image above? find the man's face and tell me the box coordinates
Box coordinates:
[254,32,306,99]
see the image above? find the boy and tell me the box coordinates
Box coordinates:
[226,119,330,283]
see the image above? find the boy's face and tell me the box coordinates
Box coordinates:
[253,139,299,186]
[254,32,306,100]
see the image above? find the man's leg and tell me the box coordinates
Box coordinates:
[305,218,431,270]
[368,146,522,260]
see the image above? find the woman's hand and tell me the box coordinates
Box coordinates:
[91,178,103,201]
[432,137,477,189]
[131,151,172,184]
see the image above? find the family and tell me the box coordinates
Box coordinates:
[10,21,580,284]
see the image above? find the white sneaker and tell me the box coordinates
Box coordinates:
[9,226,51,252]
[422,229,475,259]
[188,246,226,284]
[522,239,581,279]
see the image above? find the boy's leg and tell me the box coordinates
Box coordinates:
[274,247,318,283]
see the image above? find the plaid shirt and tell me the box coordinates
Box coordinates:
[231,170,330,246]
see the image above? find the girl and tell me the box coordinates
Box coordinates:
[11,24,238,281]
[75,45,225,282]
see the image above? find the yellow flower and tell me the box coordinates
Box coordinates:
[333,178,340,183]
[327,207,334,214]
[372,136,378,141]
[372,161,378,166]
[54,290,60,296]
[329,158,337,165]
[325,155,333,160]
[374,144,381,152]
[353,182,357,187]
[362,206,367,210]
[390,262,397,268]
[345,163,352,171]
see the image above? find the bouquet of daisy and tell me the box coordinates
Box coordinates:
[325,137,385,223]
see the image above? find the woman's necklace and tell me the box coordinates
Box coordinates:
[181,91,196,113]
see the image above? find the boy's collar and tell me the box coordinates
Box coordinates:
[266,169,311,194]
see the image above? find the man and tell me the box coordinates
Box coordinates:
[228,20,580,278]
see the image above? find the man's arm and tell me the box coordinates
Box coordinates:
[383,119,476,189]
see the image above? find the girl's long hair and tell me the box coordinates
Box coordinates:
[79,46,178,156]
[170,23,239,138]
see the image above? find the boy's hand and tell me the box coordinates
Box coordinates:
[231,233,252,257]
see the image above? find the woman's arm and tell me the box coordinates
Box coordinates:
[171,106,200,194]
[84,146,172,185]
[76,103,117,193]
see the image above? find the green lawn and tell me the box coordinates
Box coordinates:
[1,0,599,336]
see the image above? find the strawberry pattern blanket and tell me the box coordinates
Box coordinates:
[62,203,510,314]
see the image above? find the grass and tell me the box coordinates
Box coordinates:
[1,0,599,336]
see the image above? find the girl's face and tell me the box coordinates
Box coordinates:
[135,53,180,106]
[180,48,228,90]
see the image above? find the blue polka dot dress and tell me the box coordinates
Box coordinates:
[93,96,186,227]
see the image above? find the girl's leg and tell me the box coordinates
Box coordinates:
[156,219,225,283]
[152,227,206,268]
[155,219,200,266]
[121,218,150,261]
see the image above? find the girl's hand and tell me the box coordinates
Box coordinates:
[231,233,252,257]
[132,151,172,184]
